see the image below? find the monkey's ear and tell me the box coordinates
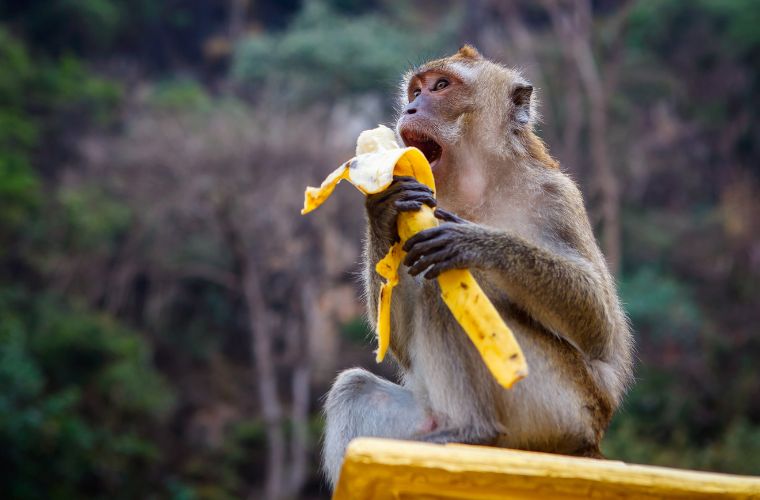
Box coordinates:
[511,84,533,126]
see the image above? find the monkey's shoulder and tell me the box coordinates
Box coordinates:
[523,170,601,261]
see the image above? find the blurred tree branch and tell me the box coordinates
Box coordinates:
[539,0,633,274]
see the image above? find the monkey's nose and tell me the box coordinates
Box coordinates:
[405,105,417,115]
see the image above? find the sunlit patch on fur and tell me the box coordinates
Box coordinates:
[456,44,482,60]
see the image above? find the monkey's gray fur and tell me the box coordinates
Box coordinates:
[322,45,634,489]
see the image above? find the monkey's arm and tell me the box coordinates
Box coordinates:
[363,178,437,364]
[403,221,618,360]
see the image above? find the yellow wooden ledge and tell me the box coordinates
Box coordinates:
[333,438,760,499]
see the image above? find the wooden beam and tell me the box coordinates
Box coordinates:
[334,438,760,499]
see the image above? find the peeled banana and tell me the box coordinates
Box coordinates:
[302,125,528,389]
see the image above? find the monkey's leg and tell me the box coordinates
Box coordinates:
[322,368,434,488]
[419,427,499,445]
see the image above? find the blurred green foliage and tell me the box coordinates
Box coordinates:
[628,0,760,58]
[0,288,174,497]
[148,78,213,112]
[0,28,40,239]
[232,1,458,101]
[0,25,181,499]
[58,186,132,251]
[2,0,173,58]
[627,0,760,159]
[620,268,701,343]
[604,415,760,475]
[339,317,373,345]
[0,27,119,252]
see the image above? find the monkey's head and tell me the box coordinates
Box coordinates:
[397,45,554,196]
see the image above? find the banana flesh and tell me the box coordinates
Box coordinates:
[302,125,528,389]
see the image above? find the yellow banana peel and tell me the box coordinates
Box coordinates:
[302,125,528,389]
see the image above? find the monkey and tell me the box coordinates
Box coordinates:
[322,45,634,488]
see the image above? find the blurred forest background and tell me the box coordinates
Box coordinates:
[1,0,759,498]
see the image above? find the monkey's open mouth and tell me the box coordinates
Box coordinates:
[400,130,443,168]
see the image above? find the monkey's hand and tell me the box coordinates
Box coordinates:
[433,208,467,224]
[365,176,436,246]
[403,221,482,279]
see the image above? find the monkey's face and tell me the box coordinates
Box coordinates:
[397,68,474,174]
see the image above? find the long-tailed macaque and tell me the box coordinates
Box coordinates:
[322,45,634,488]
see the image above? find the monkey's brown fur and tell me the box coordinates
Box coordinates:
[322,46,633,488]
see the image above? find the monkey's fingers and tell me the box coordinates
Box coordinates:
[388,176,432,192]
[394,201,423,213]
[423,260,462,280]
[403,235,450,267]
[367,184,434,208]
[395,191,436,207]
[387,177,434,197]
[434,208,466,224]
[403,224,458,252]
[389,175,432,186]
[407,247,462,278]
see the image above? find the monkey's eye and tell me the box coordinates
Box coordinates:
[433,78,449,91]
[412,88,421,98]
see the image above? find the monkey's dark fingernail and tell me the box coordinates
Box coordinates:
[404,248,427,267]
[404,236,448,261]
[403,253,419,267]
[403,236,422,252]
[430,260,453,278]
[404,230,435,251]
[408,256,432,276]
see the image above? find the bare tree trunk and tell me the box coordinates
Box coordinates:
[288,364,310,496]
[559,53,583,174]
[541,0,622,273]
[217,204,287,500]
[242,264,286,500]
[570,13,620,272]
[586,88,621,274]
[497,1,574,170]
[284,281,315,497]
[497,1,554,126]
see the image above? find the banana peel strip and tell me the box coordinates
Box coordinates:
[301,126,528,389]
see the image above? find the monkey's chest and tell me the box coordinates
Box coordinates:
[406,270,516,367]
[404,278,508,419]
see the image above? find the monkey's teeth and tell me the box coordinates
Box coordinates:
[407,132,429,141]
[401,131,442,165]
